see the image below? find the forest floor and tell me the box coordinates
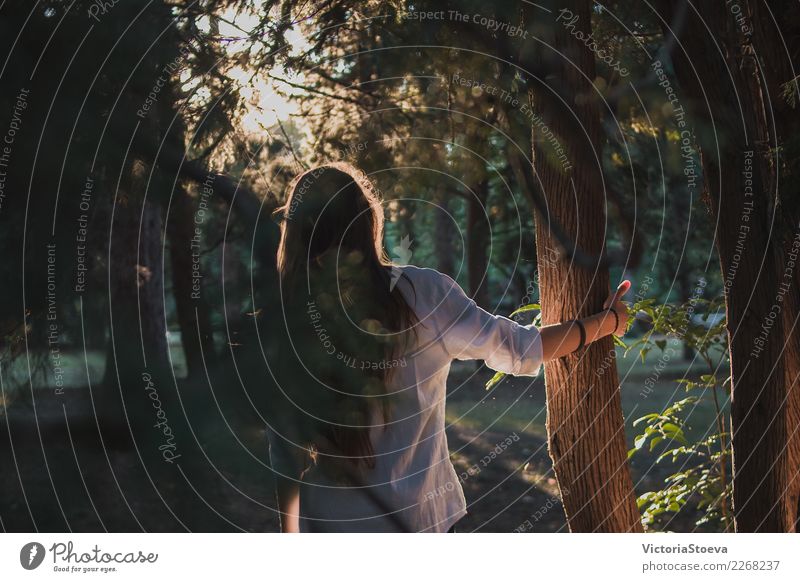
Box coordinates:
[0,339,726,533]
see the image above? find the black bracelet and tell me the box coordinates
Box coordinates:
[607,307,619,333]
[573,319,586,352]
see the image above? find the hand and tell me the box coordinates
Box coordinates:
[602,280,631,337]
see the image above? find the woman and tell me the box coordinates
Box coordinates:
[267,162,631,533]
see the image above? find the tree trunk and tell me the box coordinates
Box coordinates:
[466,178,490,308]
[678,268,695,362]
[780,260,800,532]
[159,87,217,381]
[166,179,217,380]
[656,0,797,531]
[433,184,455,276]
[749,0,800,531]
[523,0,641,532]
[102,159,169,423]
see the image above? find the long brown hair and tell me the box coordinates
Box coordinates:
[275,162,416,475]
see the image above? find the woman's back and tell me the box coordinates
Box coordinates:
[271,265,544,532]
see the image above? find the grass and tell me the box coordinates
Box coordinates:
[1,336,730,532]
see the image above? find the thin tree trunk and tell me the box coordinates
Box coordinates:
[678,269,694,361]
[433,184,455,276]
[523,0,641,532]
[466,178,490,308]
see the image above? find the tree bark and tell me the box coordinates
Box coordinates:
[159,86,217,382]
[749,0,800,531]
[101,158,170,429]
[466,178,490,308]
[433,184,455,276]
[166,179,217,380]
[656,0,797,531]
[522,0,642,532]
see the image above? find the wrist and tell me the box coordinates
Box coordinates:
[593,309,616,339]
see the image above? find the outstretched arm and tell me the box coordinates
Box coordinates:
[436,272,631,376]
[539,280,631,361]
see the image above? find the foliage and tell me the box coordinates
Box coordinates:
[485,291,733,531]
[627,296,732,531]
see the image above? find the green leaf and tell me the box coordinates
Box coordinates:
[662,422,682,435]
[509,303,540,318]
[633,413,659,426]
[484,371,506,391]
[636,492,656,508]
[674,430,689,446]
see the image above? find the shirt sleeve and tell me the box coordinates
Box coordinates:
[433,272,543,377]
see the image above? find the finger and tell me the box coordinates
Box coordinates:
[610,279,631,304]
[603,280,630,309]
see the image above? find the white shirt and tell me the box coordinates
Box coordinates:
[267,265,543,532]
